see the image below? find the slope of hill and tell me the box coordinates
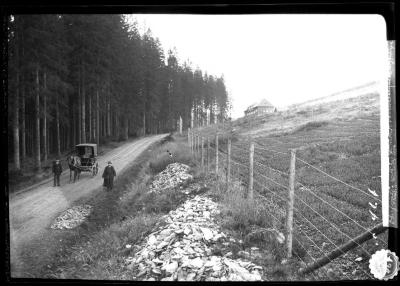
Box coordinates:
[193,91,394,280]
[287,81,379,110]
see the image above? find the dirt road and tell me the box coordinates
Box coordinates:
[9,134,167,275]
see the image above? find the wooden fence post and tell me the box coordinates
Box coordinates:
[201,137,204,168]
[215,134,219,174]
[248,142,254,200]
[227,139,231,187]
[286,148,296,258]
[207,137,210,174]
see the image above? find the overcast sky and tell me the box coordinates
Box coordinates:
[126,14,387,119]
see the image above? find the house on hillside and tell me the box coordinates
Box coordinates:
[244,99,277,117]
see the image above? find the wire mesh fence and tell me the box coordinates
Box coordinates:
[187,128,388,280]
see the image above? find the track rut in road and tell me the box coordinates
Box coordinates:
[9,134,167,276]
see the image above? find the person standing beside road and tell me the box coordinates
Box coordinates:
[52,159,63,187]
[102,161,116,191]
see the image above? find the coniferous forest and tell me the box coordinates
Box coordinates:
[7,14,230,171]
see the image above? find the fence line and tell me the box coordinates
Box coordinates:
[255,179,379,277]
[188,130,386,278]
[230,144,249,155]
[252,177,372,259]
[293,192,380,255]
[253,178,287,205]
[291,252,319,281]
[292,210,374,279]
[254,160,290,176]
[253,181,373,280]
[216,140,381,246]
[254,145,291,156]
[296,157,381,202]
[292,235,317,263]
[294,255,321,281]
[296,182,387,246]
[230,158,249,170]
[254,169,289,190]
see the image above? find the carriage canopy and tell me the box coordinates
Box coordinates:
[76,143,98,158]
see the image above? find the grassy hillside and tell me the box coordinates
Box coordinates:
[193,92,390,279]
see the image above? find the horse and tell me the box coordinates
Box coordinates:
[66,155,81,183]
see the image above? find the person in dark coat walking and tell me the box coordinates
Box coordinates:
[53,159,63,187]
[102,161,116,191]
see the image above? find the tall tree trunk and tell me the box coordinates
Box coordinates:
[91,93,95,142]
[72,105,76,148]
[56,91,61,157]
[124,116,128,140]
[20,31,26,161]
[47,124,50,156]
[88,93,92,142]
[43,71,47,161]
[35,65,41,170]
[107,94,111,137]
[81,67,86,143]
[21,78,26,160]
[114,112,118,138]
[96,87,100,146]
[13,16,20,170]
[103,115,104,137]
[142,110,146,136]
[78,84,81,143]
[13,72,20,170]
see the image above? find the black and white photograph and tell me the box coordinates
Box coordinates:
[4,4,398,282]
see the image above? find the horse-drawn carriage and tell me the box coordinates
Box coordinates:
[67,143,99,182]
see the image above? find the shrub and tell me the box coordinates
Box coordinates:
[296,110,308,116]
[148,141,194,174]
[292,121,329,133]
[134,188,187,214]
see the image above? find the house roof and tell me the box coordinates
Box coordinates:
[246,99,274,111]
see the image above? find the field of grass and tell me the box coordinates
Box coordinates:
[192,92,391,280]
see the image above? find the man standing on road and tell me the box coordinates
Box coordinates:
[102,161,116,191]
[53,159,62,187]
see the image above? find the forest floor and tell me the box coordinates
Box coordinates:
[8,134,168,278]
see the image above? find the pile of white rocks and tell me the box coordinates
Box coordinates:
[149,163,193,193]
[125,195,263,281]
[50,204,92,229]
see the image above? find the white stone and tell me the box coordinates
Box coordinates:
[200,227,213,241]
[162,261,179,274]
[148,235,157,245]
[157,241,169,250]
[188,257,204,269]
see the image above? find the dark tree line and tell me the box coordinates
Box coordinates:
[7,14,229,170]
